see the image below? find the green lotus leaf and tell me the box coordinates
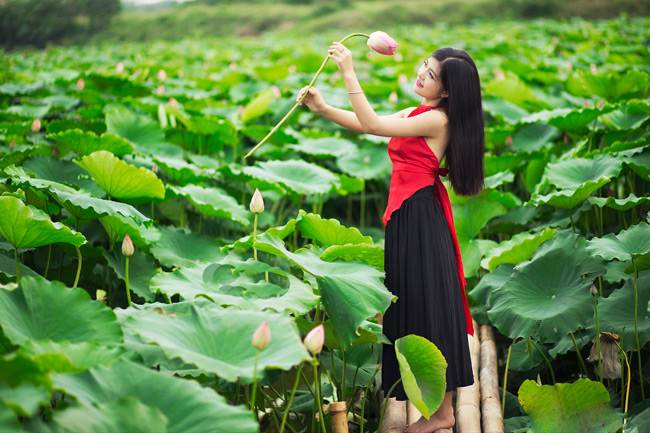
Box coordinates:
[105,107,167,150]
[336,145,392,180]
[290,137,358,158]
[603,260,632,283]
[598,271,650,351]
[469,263,514,305]
[49,188,149,225]
[519,105,616,130]
[253,233,394,347]
[53,358,257,433]
[171,184,250,226]
[0,382,49,419]
[483,153,528,177]
[150,226,225,268]
[621,148,650,181]
[483,98,530,123]
[244,159,338,196]
[21,157,105,197]
[549,331,591,358]
[104,249,156,302]
[395,335,447,420]
[0,196,85,249]
[481,228,557,271]
[545,154,623,190]
[588,194,650,211]
[484,170,515,189]
[488,234,606,342]
[528,177,611,209]
[627,252,650,273]
[334,172,365,194]
[221,211,305,252]
[0,351,52,391]
[121,304,311,382]
[47,129,135,157]
[0,400,20,433]
[241,88,274,123]
[508,338,547,372]
[18,340,125,374]
[74,151,165,201]
[452,195,507,241]
[518,379,620,433]
[99,214,161,251]
[566,69,650,101]
[602,106,650,131]
[152,156,213,185]
[4,104,50,119]
[298,213,373,247]
[0,254,38,279]
[586,223,650,261]
[0,277,122,346]
[320,244,384,272]
[459,238,498,278]
[54,397,169,433]
[511,122,560,152]
[485,73,546,109]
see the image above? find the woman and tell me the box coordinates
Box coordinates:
[297,42,484,433]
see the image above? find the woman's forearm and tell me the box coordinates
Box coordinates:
[342,72,382,134]
[319,105,365,133]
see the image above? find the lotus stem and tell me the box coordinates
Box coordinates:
[593,292,603,382]
[633,257,644,399]
[568,211,576,234]
[244,33,370,159]
[348,365,360,417]
[360,182,366,231]
[359,366,380,433]
[376,378,403,433]
[14,247,20,282]
[311,358,327,433]
[124,256,133,307]
[73,246,82,288]
[251,348,261,420]
[616,340,631,427]
[44,244,52,278]
[502,339,514,417]
[570,332,589,378]
[280,364,303,433]
[530,338,555,384]
[253,213,258,261]
[341,349,347,402]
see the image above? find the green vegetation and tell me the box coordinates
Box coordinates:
[0,14,649,433]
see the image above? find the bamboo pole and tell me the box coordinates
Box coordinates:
[380,397,407,433]
[456,320,481,433]
[480,325,504,433]
[330,401,349,433]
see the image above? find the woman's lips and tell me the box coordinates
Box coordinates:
[416,79,424,87]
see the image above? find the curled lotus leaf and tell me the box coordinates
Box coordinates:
[243,159,339,196]
[481,228,557,271]
[586,223,650,262]
[545,154,623,190]
[47,129,134,157]
[171,184,250,227]
[588,194,650,211]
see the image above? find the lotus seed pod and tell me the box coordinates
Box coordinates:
[304,324,325,355]
[251,321,271,350]
[249,188,265,214]
[122,234,134,258]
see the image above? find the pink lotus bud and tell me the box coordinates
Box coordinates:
[157,69,167,81]
[116,62,125,73]
[388,91,398,104]
[249,188,264,213]
[364,155,370,164]
[236,105,245,116]
[271,86,281,99]
[394,52,403,62]
[367,31,398,56]
[566,61,573,71]
[169,97,179,108]
[251,321,271,350]
[493,69,505,81]
[31,118,41,132]
[558,67,564,74]
[597,100,604,109]
[156,85,165,96]
[229,62,237,70]
[583,100,590,108]
[122,234,134,257]
[398,74,408,85]
[152,163,158,173]
[76,78,84,90]
[304,324,324,355]
[288,64,297,74]
[505,135,513,146]
[53,146,59,157]
[10,140,15,150]
[590,63,597,74]
[590,284,598,297]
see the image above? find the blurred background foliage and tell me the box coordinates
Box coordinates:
[1,0,649,49]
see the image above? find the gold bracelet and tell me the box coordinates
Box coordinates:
[347,91,364,94]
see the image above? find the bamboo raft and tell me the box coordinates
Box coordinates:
[380,321,504,433]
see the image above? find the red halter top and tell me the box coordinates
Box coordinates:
[382,104,474,337]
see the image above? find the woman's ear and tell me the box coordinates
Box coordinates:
[441,91,449,98]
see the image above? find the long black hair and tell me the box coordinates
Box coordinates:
[432,47,485,196]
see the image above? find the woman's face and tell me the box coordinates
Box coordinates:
[412,56,447,101]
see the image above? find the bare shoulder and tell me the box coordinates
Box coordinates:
[381,106,418,119]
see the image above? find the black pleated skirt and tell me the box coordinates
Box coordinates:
[381,184,474,400]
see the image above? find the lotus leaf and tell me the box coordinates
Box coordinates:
[0,382,49,419]
[47,129,134,157]
[545,154,622,190]
[518,378,620,433]
[621,148,650,180]
[104,249,156,301]
[171,184,250,226]
[53,358,257,433]
[588,194,650,211]
[54,397,169,433]
[488,234,606,342]
[586,223,650,261]
[484,170,515,189]
[244,159,338,196]
[19,340,125,374]
[152,156,213,185]
[0,277,122,346]
[241,88,274,123]
[20,157,105,197]
[49,188,149,225]
[483,98,530,123]
[481,228,557,271]
[459,238,499,278]
[105,107,167,150]
[336,145,392,180]
[519,104,616,130]
[99,214,161,251]
[468,263,515,305]
[528,177,611,209]
[395,335,447,420]
[566,69,650,101]
[150,226,225,268]
[290,137,358,158]
[298,212,373,247]
[121,304,311,382]
[321,243,384,272]
[511,122,560,152]
[0,196,85,249]
[0,254,38,279]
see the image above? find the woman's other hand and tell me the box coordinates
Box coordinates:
[296,86,327,114]
[328,41,354,77]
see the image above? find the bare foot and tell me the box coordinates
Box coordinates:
[403,410,455,433]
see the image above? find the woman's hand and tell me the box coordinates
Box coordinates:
[328,41,354,77]
[296,86,328,114]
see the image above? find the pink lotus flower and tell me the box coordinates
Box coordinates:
[252,321,271,350]
[76,78,85,90]
[157,69,167,81]
[304,324,325,355]
[122,234,134,258]
[367,31,398,56]
[31,118,41,132]
[169,97,179,108]
[249,188,264,214]
[116,62,125,73]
